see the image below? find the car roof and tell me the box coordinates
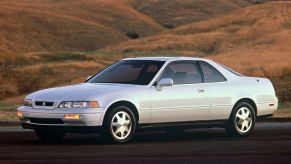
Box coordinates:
[123,57,212,62]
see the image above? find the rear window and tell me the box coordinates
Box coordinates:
[199,61,226,83]
[220,64,243,77]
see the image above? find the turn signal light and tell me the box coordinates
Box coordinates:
[17,111,23,118]
[64,114,81,120]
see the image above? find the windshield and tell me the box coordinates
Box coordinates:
[87,60,165,85]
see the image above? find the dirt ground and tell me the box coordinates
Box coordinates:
[273,108,291,118]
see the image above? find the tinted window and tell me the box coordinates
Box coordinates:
[88,60,164,85]
[160,61,202,85]
[199,61,226,83]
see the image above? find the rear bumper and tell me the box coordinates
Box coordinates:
[256,99,278,116]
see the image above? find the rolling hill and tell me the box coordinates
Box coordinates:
[0,0,163,53]
[106,1,291,77]
[131,0,253,27]
[1,0,291,105]
[0,0,260,53]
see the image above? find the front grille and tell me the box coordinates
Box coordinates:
[35,101,54,107]
[29,118,64,124]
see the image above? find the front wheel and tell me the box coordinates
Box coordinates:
[101,105,136,144]
[225,102,255,137]
[34,129,66,142]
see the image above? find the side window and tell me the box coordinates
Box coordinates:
[160,61,202,85]
[199,61,226,83]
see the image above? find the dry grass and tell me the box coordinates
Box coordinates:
[273,102,291,118]
[0,111,18,121]
[106,1,291,78]
[131,0,252,27]
[0,52,121,100]
[0,102,18,121]
[0,0,291,114]
[0,0,163,53]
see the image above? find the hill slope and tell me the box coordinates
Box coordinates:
[106,1,291,77]
[131,0,252,27]
[0,0,163,53]
[0,0,263,53]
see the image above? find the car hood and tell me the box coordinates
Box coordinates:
[26,83,138,102]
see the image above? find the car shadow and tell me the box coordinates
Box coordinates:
[23,128,248,145]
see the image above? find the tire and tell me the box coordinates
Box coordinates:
[225,102,256,137]
[34,129,66,142]
[101,105,136,144]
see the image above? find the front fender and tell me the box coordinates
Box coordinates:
[93,87,151,124]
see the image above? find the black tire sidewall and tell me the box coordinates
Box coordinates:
[102,105,136,143]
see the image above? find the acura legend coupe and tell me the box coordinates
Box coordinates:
[17,57,278,143]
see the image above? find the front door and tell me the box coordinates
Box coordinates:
[150,61,210,123]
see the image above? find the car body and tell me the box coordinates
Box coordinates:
[17,57,278,143]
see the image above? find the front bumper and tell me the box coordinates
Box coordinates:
[17,106,106,130]
[21,123,102,133]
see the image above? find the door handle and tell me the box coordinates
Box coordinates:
[197,89,205,93]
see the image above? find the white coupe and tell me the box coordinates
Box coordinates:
[17,57,278,143]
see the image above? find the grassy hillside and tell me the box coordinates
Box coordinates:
[0,52,122,101]
[0,0,163,53]
[0,0,290,110]
[0,0,265,53]
[106,1,291,78]
[131,0,252,27]
[0,0,256,103]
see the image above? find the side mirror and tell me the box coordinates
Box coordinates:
[86,76,92,81]
[156,78,174,91]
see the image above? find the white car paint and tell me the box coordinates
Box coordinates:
[17,57,278,129]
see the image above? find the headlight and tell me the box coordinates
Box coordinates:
[58,101,99,108]
[23,99,32,107]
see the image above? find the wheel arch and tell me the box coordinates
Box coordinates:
[232,98,257,117]
[102,100,139,126]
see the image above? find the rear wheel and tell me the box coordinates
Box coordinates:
[34,129,66,142]
[225,102,255,137]
[101,105,136,144]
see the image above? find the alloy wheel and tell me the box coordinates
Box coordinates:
[235,107,253,133]
[110,111,132,140]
